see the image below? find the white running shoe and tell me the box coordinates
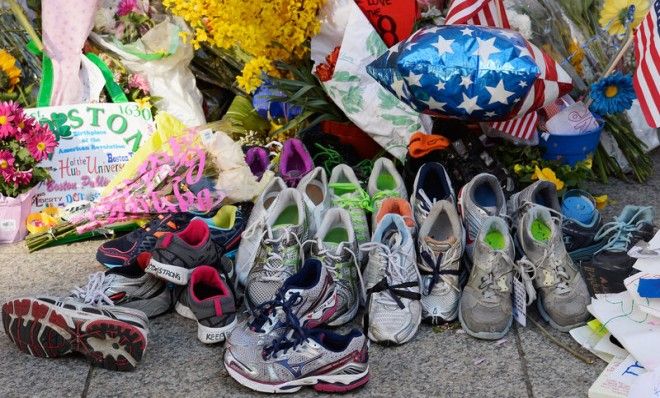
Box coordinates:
[297,166,331,238]
[368,158,408,228]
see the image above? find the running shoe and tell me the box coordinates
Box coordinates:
[236,177,287,286]
[517,205,590,332]
[410,162,455,226]
[193,204,247,257]
[459,217,532,340]
[245,188,308,309]
[70,252,173,319]
[96,212,194,268]
[561,190,604,261]
[417,200,464,324]
[458,173,508,261]
[374,197,416,238]
[145,219,223,285]
[368,157,408,227]
[175,265,238,344]
[245,146,271,181]
[362,213,421,345]
[329,164,371,262]
[225,326,369,393]
[227,258,337,351]
[508,180,561,224]
[297,166,331,238]
[584,206,655,294]
[307,208,362,326]
[2,297,148,371]
[279,138,313,187]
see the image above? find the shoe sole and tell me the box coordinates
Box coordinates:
[535,298,585,333]
[225,356,369,393]
[458,300,511,341]
[198,317,238,344]
[145,259,192,285]
[174,302,196,320]
[2,298,147,371]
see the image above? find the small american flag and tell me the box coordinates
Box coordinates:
[446,0,510,28]
[633,0,660,128]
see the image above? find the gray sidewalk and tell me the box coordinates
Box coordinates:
[1,150,658,398]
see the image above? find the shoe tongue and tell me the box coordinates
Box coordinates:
[383,229,402,247]
[424,236,456,255]
[270,225,294,239]
[323,241,341,255]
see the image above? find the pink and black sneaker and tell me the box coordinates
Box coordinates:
[279,138,313,187]
[2,297,149,371]
[175,265,238,344]
[145,219,224,285]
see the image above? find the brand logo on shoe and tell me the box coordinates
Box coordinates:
[205,332,226,341]
[146,264,181,281]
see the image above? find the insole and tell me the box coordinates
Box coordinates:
[194,283,221,300]
[484,229,505,250]
[533,192,550,208]
[474,184,497,209]
[429,213,451,241]
[274,205,299,226]
[211,206,235,229]
[306,183,324,205]
[531,218,551,242]
[285,152,305,173]
[325,227,348,244]
[330,181,357,196]
[377,171,396,190]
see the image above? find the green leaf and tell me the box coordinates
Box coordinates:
[382,114,414,126]
[378,89,400,110]
[338,86,364,114]
[333,71,360,83]
[366,31,387,57]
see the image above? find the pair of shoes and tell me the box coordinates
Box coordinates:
[2,264,153,371]
[459,179,590,339]
[225,260,369,393]
[174,258,239,344]
[410,162,463,325]
[582,205,655,294]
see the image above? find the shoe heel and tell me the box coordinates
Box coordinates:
[313,373,370,393]
[80,319,148,371]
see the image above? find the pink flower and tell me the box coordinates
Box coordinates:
[117,0,139,16]
[16,116,37,143]
[0,150,16,179]
[27,127,57,161]
[0,102,17,139]
[127,73,150,92]
[15,170,32,186]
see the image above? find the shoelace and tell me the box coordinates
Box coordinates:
[419,241,462,294]
[302,238,366,302]
[359,241,420,309]
[329,183,373,211]
[594,207,653,254]
[261,227,303,282]
[250,291,302,333]
[477,251,536,305]
[69,272,114,306]
[519,244,571,296]
[262,304,308,360]
[415,189,438,221]
[371,189,401,208]
[241,215,267,240]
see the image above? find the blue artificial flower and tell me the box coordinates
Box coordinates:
[589,72,636,116]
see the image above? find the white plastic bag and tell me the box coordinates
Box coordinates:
[90,17,206,127]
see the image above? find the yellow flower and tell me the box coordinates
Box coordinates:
[599,0,649,35]
[135,97,152,110]
[568,39,585,76]
[0,50,21,91]
[513,164,523,174]
[531,166,565,190]
[594,194,609,209]
[583,158,593,169]
[26,207,60,235]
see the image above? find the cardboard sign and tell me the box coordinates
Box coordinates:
[25,103,153,211]
[355,0,418,47]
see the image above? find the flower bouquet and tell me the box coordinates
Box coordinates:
[0,101,56,243]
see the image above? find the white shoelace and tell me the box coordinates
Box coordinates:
[415,189,438,220]
[242,215,267,239]
[261,227,303,282]
[478,251,536,305]
[519,244,571,296]
[360,241,414,307]
[69,272,114,306]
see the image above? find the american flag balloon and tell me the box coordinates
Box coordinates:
[366,25,573,125]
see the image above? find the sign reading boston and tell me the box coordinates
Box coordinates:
[25,103,153,211]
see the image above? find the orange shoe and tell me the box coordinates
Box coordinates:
[374,198,416,236]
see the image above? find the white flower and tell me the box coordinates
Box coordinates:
[504,0,533,40]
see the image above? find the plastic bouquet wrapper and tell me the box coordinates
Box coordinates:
[311,0,432,160]
[0,187,37,244]
[90,4,205,127]
[367,24,572,122]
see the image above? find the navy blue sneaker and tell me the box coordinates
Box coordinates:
[96,213,195,268]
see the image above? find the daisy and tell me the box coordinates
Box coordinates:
[0,150,15,179]
[27,127,58,161]
[0,102,16,139]
[599,0,649,35]
[589,72,636,115]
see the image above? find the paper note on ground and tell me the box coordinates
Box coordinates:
[588,355,645,398]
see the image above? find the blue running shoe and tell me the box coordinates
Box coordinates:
[560,190,604,261]
[193,204,248,259]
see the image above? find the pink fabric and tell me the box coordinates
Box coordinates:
[42,0,99,105]
[0,187,37,243]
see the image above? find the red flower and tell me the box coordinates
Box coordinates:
[315,47,341,83]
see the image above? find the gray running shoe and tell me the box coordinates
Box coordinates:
[175,265,237,344]
[517,205,590,332]
[246,188,308,310]
[363,213,421,345]
[308,208,362,326]
[458,173,508,260]
[459,217,531,340]
[69,252,173,319]
[297,167,331,238]
[417,200,464,323]
[225,326,369,393]
[226,259,337,355]
[329,165,371,262]
[368,157,408,227]
[508,180,561,224]
[236,177,287,286]
[410,162,455,226]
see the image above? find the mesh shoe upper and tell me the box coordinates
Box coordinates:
[185,266,237,328]
[149,219,222,271]
[410,162,455,226]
